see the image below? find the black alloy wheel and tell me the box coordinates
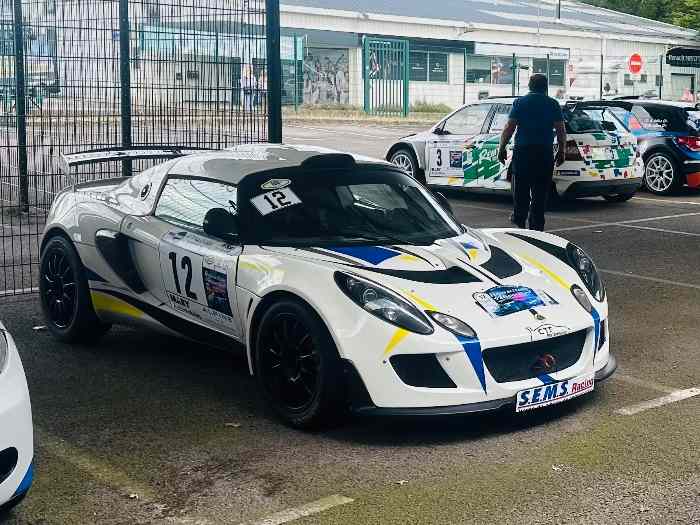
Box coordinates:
[259,312,320,412]
[39,235,110,343]
[42,247,77,329]
[255,299,345,429]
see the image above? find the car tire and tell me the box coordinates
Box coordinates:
[602,192,635,203]
[39,235,111,343]
[254,299,346,429]
[643,153,681,195]
[390,148,425,185]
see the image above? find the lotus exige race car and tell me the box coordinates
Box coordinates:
[39,144,616,428]
[0,322,33,513]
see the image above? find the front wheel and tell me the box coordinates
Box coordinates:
[390,148,425,184]
[39,235,110,343]
[603,193,635,203]
[254,299,346,429]
[644,153,681,195]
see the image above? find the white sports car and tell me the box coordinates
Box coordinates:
[39,144,616,428]
[0,322,33,512]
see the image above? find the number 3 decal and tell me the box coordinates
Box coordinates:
[168,251,197,300]
[436,149,442,167]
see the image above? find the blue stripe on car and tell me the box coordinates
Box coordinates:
[326,246,400,265]
[12,461,33,498]
[457,335,486,393]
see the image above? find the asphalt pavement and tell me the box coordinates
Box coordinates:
[1,121,699,525]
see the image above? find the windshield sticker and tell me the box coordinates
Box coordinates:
[251,188,301,216]
[474,286,556,318]
[261,178,291,190]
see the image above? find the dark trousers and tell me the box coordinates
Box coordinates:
[511,145,554,231]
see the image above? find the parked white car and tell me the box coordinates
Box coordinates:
[0,321,33,512]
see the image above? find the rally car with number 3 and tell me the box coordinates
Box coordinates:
[39,144,616,428]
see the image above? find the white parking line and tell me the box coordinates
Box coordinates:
[616,388,700,416]
[36,427,156,502]
[598,269,700,291]
[0,287,39,296]
[547,211,700,233]
[633,196,700,206]
[240,495,354,525]
[611,373,676,394]
[619,224,700,237]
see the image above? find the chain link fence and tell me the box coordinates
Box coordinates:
[1,0,278,295]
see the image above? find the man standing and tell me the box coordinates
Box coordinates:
[498,74,567,231]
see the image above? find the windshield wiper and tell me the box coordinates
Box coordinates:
[337,230,425,247]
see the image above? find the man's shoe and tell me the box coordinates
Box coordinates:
[509,214,525,228]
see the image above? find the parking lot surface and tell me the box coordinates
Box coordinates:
[2,122,700,524]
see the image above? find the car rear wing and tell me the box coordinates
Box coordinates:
[59,146,217,175]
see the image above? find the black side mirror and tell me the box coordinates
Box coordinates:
[203,208,239,241]
[601,121,617,132]
[433,191,454,216]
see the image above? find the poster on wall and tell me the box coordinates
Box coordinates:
[303,48,350,105]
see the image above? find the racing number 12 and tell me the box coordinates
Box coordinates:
[262,190,291,211]
[168,251,197,300]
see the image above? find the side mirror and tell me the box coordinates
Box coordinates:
[433,191,454,216]
[601,121,617,132]
[203,208,239,242]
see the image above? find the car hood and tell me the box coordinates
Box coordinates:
[260,230,594,348]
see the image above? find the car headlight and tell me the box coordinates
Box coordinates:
[426,311,477,339]
[0,331,7,374]
[567,244,605,301]
[334,272,434,335]
[571,284,593,313]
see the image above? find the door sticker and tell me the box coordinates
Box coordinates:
[450,150,462,168]
[251,188,301,216]
[203,267,233,317]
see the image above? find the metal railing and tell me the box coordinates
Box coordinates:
[0,0,280,295]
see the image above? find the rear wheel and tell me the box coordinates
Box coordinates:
[39,236,110,343]
[603,192,635,203]
[644,153,681,195]
[390,148,425,184]
[254,299,346,429]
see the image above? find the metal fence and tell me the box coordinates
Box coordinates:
[1,0,279,295]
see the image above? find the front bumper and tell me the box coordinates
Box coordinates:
[351,354,617,417]
[561,178,642,198]
[0,323,34,507]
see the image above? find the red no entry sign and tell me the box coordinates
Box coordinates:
[628,54,643,74]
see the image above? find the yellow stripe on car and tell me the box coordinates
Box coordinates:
[518,254,571,290]
[384,328,409,357]
[402,289,436,311]
[90,291,144,318]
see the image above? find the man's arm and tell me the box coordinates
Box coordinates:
[498,119,517,164]
[554,120,567,166]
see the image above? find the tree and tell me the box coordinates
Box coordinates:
[582,0,696,28]
[671,0,700,30]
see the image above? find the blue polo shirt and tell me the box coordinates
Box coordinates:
[508,92,564,147]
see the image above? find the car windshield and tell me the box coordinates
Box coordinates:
[238,167,462,246]
[563,108,606,133]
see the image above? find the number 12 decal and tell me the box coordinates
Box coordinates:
[251,187,302,216]
[168,251,197,300]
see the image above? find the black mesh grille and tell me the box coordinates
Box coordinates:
[483,330,587,383]
[0,447,18,485]
[390,354,457,388]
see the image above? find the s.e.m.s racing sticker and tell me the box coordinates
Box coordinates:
[474,285,557,318]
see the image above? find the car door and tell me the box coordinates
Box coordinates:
[150,176,244,339]
[479,103,512,190]
[426,103,494,187]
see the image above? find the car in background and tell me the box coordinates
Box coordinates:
[0,322,33,514]
[387,98,643,203]
[587,100,700,195]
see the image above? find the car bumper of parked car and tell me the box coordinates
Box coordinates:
[347,354,617,417]
[0,323,33,508]
[561,178,642,198]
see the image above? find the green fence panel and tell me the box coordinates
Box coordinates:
[363,36,409,117]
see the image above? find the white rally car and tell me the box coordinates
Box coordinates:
[0,322,33,512]
[39,144,616,428]
[387,98,643,202]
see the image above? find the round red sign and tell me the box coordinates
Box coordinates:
[628,54,643,74]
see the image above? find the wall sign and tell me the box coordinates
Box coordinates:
[666,47,700,69]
